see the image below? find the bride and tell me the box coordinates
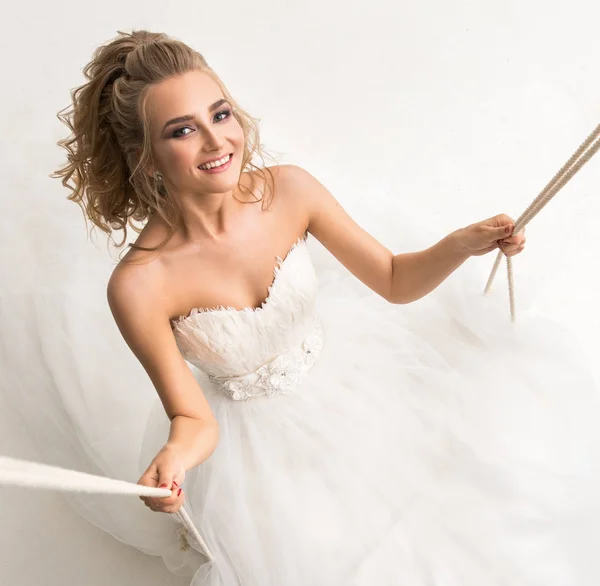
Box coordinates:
[47,29,600,585]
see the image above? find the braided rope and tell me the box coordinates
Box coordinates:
[484,123,600,321]
[0,455,213,560]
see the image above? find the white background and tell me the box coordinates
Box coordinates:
[1,1,599,584]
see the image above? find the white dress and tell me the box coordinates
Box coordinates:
[5,228,600,585]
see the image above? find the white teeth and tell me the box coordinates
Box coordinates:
[199,154,231,170]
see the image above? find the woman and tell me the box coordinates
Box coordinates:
[48,29,600,585]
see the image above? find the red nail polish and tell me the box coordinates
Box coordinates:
[158,484,168,488]
[177,488,182,496]
[173,481,179,487]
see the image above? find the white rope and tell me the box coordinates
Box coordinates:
[484,122,600,321]
[0,455,213,560]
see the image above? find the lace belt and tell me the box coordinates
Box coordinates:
[207,318,324,401]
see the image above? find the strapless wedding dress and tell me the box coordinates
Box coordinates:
[5,230,600,585]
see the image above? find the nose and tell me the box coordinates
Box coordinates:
[203,126,225,151]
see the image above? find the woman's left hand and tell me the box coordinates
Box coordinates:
[457,213,527,258]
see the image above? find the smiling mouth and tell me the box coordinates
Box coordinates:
[198,153,233,170]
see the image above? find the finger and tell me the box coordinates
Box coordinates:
[153,483,178,508]
[166,503,184,514]
[152,506,180,514]
[159,487,184,510]
[500,237,525,249]
[164,486,183,505]
[506,235,526,244]
[150,492,183,514]
[505,237,526,248]
[480,243,500,255]
[137,462,159,485]
[157,464,181,495]
[507,243,525,256]
[165,493,185,514]
[497,213,515,225]
[487,213,513,227]
[157,476,172,491]
[497,224,514,238]
[500,244,519,254]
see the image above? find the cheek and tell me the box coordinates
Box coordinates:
[167,145,199,167]
[232,121,246,146]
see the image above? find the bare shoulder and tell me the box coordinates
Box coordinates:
[106,257,167,346]
[274,163,309,195]
[270,164,319,225]
[251,163,300,208]
[275,164,329,207]
[106,220,171,342]
[107,225,168,315]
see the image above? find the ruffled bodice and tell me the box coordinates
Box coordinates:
[170,236,325,400]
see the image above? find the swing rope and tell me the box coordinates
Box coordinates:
[484,122,600,321]
[0,455,213,560]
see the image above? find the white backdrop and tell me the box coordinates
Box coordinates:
[1,1,599,584]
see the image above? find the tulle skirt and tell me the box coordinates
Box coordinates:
[3,207,600,585]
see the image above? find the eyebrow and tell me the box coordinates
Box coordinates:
[161,99,230,131]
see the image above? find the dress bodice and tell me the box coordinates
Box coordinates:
[170,236,324,400]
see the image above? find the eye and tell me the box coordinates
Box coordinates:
[171,109,232,138]
[214,108,232,122]
[172,126,194,138]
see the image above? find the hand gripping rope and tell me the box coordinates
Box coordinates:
[0,455,213,560]
[484,122,600,321]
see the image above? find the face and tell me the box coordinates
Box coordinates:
[146,69,245,197]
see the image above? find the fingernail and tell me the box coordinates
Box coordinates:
[177,488,182,496]
[505,226,511,233]
[158,484,168,488]
[172,481,179,487]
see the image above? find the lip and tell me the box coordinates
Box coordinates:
[198,152,233,166]
[198,153,233,174]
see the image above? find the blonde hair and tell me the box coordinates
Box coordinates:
[50,29,278,256]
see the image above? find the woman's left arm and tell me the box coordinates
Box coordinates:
[281,164,525,304]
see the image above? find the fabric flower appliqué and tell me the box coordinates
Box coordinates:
[208,319,324,401]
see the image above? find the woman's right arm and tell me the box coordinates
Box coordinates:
[106,267,219,472]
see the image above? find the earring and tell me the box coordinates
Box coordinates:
[154,171,163,181]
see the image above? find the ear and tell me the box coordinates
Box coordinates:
[135,148,155,178]
[142,162,156,179]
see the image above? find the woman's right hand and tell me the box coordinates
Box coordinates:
[137,445,186,514]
